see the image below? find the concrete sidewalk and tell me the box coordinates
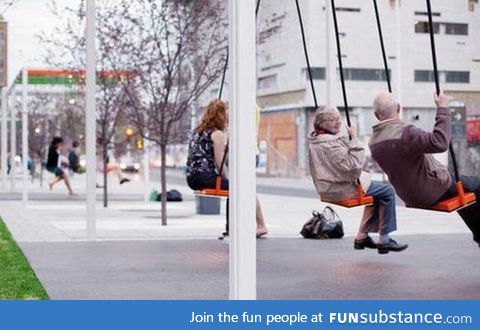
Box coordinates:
[0,171,468,242]
[0,170,478,299]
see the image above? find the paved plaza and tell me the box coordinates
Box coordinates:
[20,234,479,300]
[0,170,478,299]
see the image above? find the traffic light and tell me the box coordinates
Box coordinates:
[125,127,135,138]
[136,139,144,150]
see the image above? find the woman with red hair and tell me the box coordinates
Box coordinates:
[186,99,268,237]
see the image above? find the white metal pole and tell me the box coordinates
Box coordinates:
[56,117,61,136]
[21,68,28,203]
[86,0,97,240]
[190,109,196,132]
[10,88,16,192]
[229,0,256,300]
[325,0,335,106]
[1,87,7,190]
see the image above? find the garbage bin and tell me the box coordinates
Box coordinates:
[196,195,221,214]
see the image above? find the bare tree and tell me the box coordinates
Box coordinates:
[38,0,227,222]
[26,94,59,169]
[38,0,135,207]
[109,0,228,225]
[8,88,80,186]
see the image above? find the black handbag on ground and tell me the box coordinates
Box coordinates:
[300,206,344,239]
[156,189,183,202]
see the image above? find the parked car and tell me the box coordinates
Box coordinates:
[120,161,141,173]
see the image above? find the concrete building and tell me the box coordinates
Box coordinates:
[253,0,480,176]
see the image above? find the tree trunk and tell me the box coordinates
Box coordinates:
[160,143,167,226]
[103,146,108,208]
[39,156,43,187]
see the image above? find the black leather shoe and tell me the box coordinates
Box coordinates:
[354,236,377,250]
[377,238,408,254]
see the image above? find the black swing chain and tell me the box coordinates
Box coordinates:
[426,0,460,182]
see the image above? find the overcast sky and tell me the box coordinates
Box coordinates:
[4,0,78,85]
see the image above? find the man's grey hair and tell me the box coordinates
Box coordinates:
[313,106,340,130]
[373,91,398,121]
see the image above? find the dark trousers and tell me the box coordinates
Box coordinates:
[440,175,480,245]
[187,173,229,190]
[187,173,230,236]
[359,181,397,235]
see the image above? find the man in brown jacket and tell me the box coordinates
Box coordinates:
[369,91,480,245]
[309,106,407,254]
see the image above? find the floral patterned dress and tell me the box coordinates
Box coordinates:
[186,129,218,177]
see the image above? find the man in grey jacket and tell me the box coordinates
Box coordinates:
[309,107,407,254]
[369,91,480,245]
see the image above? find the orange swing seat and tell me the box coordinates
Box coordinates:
[195,176,229,198]
[321,184,374,208]
[406,181,476,213]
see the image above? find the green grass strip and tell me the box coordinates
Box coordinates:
[0,218,49,300]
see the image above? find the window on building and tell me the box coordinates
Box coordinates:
[415,21,440,34]
[414,70,435,82]
[414,11,441,16]
[415,21,468,35]
[445,23,468,35]
[335,7,360,12]
[343,68,390,81]
[414,70,470,83]
[258,74,277,89]
[261,63,285,72]
[445,71,470,83]
[302,67,325,80]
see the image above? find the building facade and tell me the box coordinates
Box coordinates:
[0,17,7,87]
[254,0,480,176]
